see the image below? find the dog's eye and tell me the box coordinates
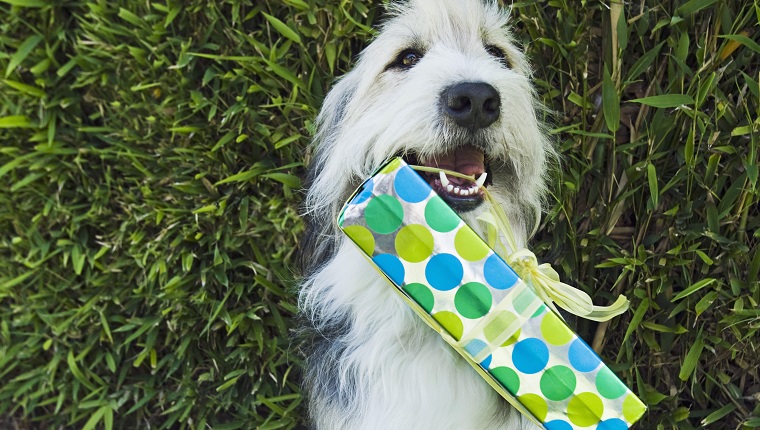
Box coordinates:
[485,45,510,68]
[392,49,423,70]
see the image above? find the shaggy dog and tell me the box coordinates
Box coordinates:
[299,0,553,428]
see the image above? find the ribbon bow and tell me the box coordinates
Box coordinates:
[411,164,629,322]
[506,248,628,322]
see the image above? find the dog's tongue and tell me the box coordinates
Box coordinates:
[424,146,485,181]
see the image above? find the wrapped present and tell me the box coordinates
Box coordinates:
[337,158,647,430]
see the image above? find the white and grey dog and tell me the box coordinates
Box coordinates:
[299,0,553,429]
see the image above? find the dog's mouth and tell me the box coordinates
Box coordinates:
[405,145,492,212]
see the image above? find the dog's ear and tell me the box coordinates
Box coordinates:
[306,71,359,211]
[301,72,360,274]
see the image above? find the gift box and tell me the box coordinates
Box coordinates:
[337,158,646,430]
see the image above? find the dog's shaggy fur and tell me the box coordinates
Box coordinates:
[299,1,553,428]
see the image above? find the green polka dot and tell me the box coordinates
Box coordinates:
[403,283,434,313]
[379,158,402,174]
[454,282,492,319]
[518,393,548,422]
[596,366,628,399]
[424,196,459,232]
[531,304,547,318]
[454,227,490,261]
[365,195,403,234]
[484,311,517,343]
[434,311,463,340]
[540,365,576,401]
[567,392,604,427]
[540,312,574,345]
[395,224,434,262]
[491,366,520,395]
[343,225,375,255]
[623,393,647,423]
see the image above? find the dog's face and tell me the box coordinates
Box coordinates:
[307,0,551,239]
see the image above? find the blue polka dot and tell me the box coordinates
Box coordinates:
[545,420,573,430]
[465,339,486,357]
[597,418,628,430]
[512,338,549,374]
[480,354,492,368]
[483,254,518,290]
[425,254,463,291]
[394,165,430,203]
[373,254,405,286]
[568,338,602,372]
[353,178,374,204]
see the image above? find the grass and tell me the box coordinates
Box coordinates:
[0,0,758,429]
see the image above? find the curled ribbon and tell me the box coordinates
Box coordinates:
[411,164,629,322]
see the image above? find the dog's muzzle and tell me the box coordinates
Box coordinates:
[412,82,501,212]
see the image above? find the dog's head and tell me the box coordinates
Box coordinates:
[304,0,553,260]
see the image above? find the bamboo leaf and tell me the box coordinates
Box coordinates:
[283,0,309,10]
[701,403,737,427]
[66,350,95,390]
[0,270,37,291]
[676,0,720,16]
[5,34,43,78]
[118,7,145,27]
[262,13,301,44]
[261,173,300,188]
[3,79,46,98]
[0,0,47,6]
[719,34,760,55]
[679,335,704,381]
[695,291,719,317]
[623,298,649,344]
[260,58,305,89]
[215,165,267,185]
[602,67,619,133]
[0,115,34,128]
[673,278,718,301]
[626,42,664,82]
[630,94,694,108]
[81,405,109,430]
[647,163,658,208]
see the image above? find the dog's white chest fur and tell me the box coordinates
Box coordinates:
[302,242,531,429]
[299,0,552,428]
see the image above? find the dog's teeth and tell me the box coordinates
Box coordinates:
[439,171,450,188]
[475,172,487,188]
[446,184,454,192]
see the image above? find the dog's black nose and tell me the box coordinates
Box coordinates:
[442,82,500,129]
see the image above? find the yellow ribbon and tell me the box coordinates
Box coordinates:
[507,248,629,322]
[411,165,629,322]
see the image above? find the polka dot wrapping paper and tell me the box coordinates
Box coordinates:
[337,158,647,430]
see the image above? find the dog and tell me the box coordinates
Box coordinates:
[298,0,553,428]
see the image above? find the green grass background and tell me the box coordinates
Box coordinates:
[0,0,758,429]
